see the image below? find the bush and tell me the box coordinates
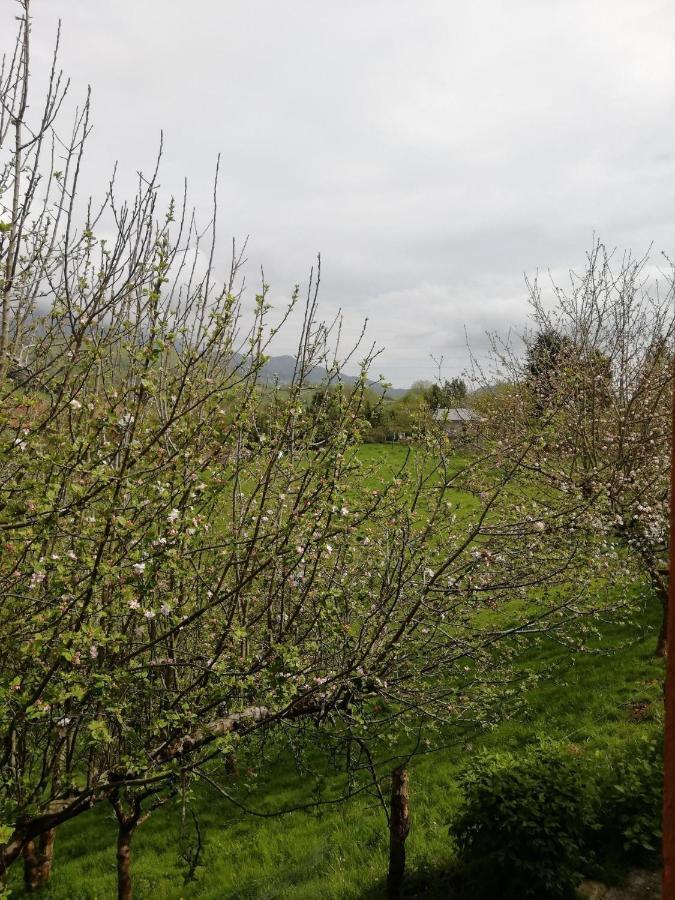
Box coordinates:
[362,426,391,443]
[596,736,662,863]
[449,738,663,898]
[451,744,598,899]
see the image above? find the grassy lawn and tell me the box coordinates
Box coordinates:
[353,441,479,520]
[355,441,471,486]
[7,446,663,899]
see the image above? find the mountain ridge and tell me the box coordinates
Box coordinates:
[254,354,409,397]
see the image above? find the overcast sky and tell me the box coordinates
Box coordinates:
[6,0,675,385]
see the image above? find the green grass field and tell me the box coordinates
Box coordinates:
[7,446,664,899]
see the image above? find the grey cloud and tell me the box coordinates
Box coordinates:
[3,0,674,384]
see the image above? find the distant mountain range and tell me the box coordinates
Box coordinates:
[254,354,409,398]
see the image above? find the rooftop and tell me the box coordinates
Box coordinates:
[432,407,480,422]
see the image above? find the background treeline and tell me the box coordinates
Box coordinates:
[302,376,472,444]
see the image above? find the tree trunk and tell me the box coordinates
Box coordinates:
[22,829,56,891]
[617,525,669,657]
[22,840,39,891]
[38,828,55,885]
[645,558,669,657]
[387,767,410,900]
[1,795,95,880]
[112,795,150,900]
[0,836,21,877]
[657,592,668,658]
[116,824,134,900]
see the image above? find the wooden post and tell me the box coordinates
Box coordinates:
[663,355,675,898]
[387,766,410,899]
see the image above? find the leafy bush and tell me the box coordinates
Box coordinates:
[596,737,662,863]
[450,737,663,898]
[451,744,598,899]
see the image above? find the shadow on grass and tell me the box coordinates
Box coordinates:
[359,864,458,900]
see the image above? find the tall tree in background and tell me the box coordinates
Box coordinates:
[425,377,468,410]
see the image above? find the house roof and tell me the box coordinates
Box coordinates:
[432,407,480,422]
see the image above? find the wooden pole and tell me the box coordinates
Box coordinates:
[662,355,675,898]
[387,767,410,899]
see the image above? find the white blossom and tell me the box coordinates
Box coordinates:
[29,571,46,589]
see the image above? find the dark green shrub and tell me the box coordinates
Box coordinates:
[596,737,662,863]
[450,744,599,900]
[363,426,390,443]
[449,737,663,898]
